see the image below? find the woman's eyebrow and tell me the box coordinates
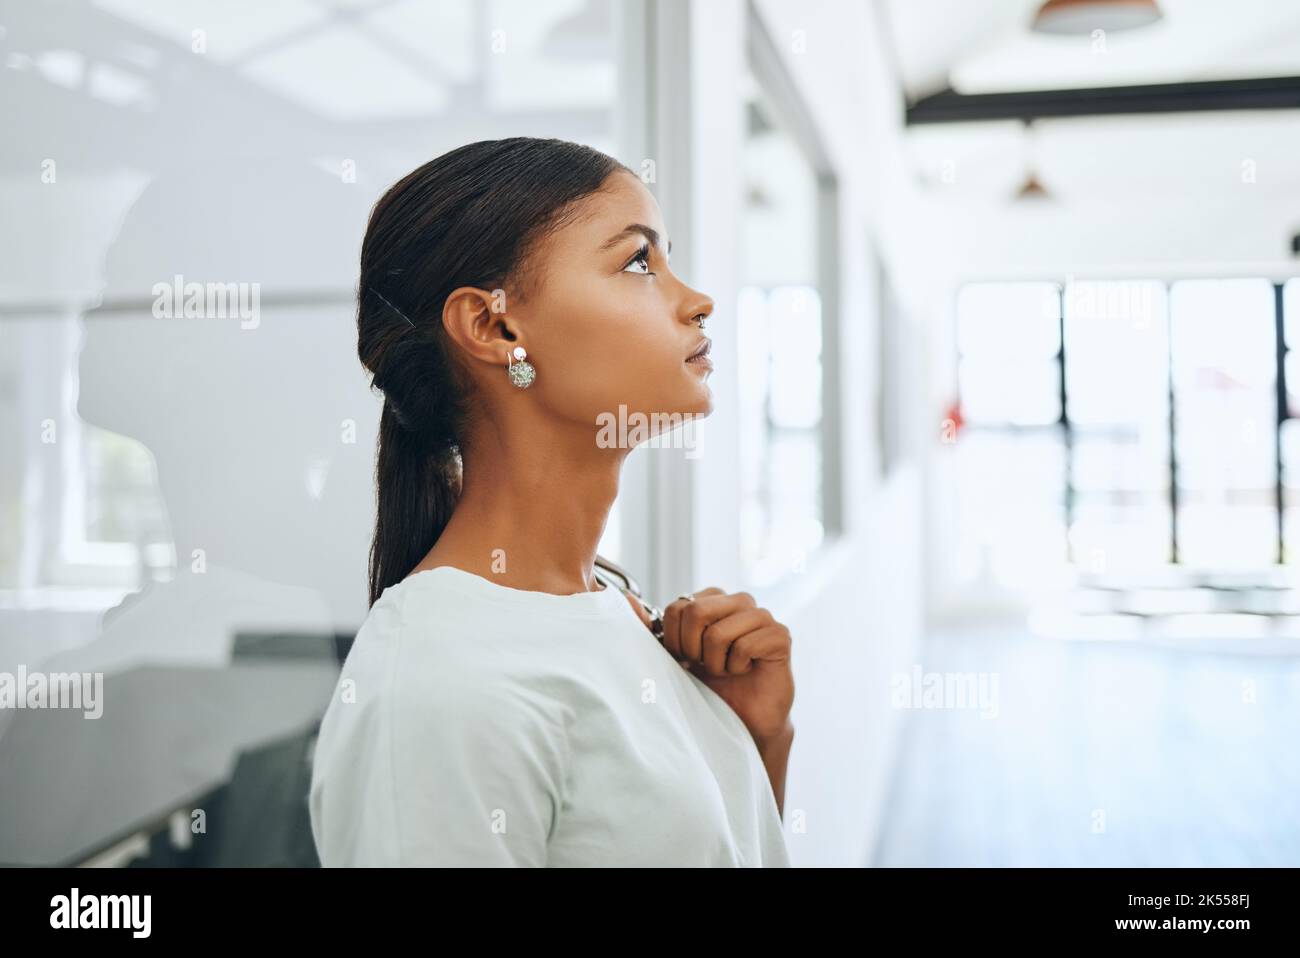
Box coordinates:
[600,223,672,256]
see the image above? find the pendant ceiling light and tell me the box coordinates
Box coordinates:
[1013,120,1053,202]
[1016,172,1052,201]
[1032,0,1163,35]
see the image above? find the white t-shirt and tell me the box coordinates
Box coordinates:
[308,566,791,867]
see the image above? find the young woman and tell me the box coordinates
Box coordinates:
[309,137,795,867]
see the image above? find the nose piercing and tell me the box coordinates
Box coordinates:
[507,346,535,388]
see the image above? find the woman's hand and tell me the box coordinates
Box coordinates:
[658,588,794,745]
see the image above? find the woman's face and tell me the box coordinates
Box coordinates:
[508,169,715,439]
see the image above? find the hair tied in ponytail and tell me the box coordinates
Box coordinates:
[364,285,419,330]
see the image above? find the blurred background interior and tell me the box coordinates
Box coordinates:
[1,0,1298,867]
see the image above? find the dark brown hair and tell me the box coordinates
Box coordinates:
[357,137,630,607]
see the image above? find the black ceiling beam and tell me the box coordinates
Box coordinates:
[906,74,1300,124]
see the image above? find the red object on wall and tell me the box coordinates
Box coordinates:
[941,399,964,442]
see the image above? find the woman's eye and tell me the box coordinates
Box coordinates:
[623,246,652,274]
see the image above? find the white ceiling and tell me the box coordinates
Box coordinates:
[883,0,1300,100]
[886,0,1300,229]
[82,0,614,121]
[876,1,1300,279]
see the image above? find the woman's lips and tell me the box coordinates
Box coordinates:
[685,337,711,363]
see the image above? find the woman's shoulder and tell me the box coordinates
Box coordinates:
[318,578,574,789]
[310,574,576,867]
[338,569,577,717]
[362,568,564,660]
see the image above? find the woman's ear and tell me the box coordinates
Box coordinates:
[442,285,520,368]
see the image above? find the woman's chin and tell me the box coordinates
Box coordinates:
[644,375,715,419]
[669,383,713,419]
[682,365,714,414]
[689,389,714,418]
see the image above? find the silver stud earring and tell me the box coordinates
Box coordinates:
[507,346,535,389]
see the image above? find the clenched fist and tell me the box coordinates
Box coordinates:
[624,587,794,745]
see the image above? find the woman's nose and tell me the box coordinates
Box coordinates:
[683,289,714,325]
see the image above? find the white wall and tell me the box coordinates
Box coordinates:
[739,0,928,866]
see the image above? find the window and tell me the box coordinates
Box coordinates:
[736,39,839,588]
[952,276,1298,586]
[876,253,905,478]
[1170,279,1277,568]
[1064,280,1171,572]
[953,282,1067,587]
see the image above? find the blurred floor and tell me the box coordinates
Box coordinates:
[872,624,1300,866]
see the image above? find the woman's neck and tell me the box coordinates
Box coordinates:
[414,421,627,596]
